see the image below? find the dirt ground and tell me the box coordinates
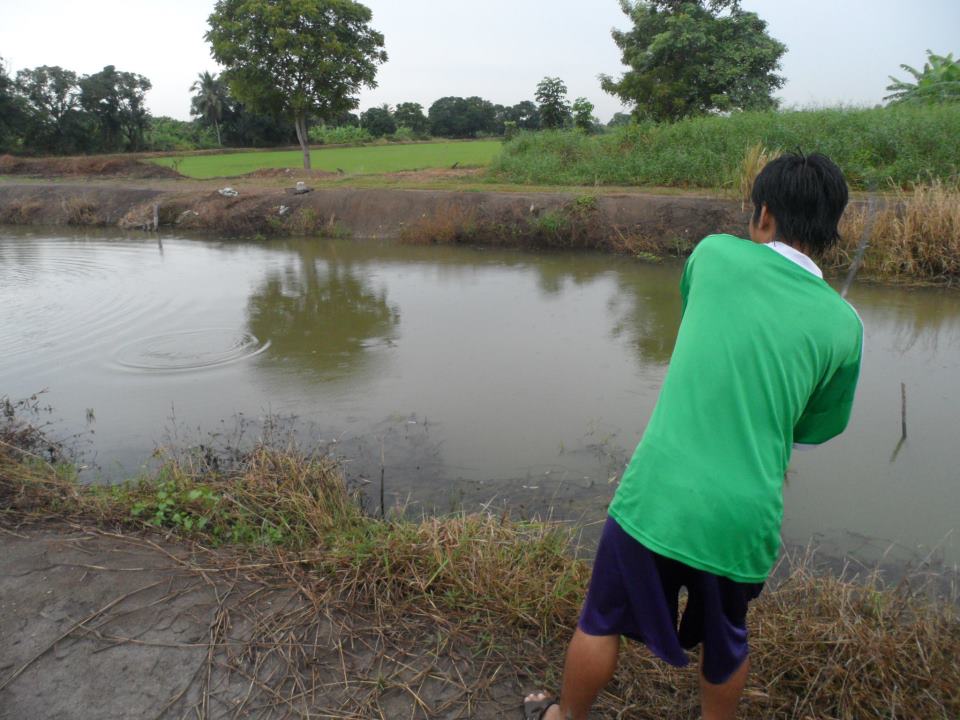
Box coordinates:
[0,521,527,719]
[0,153,753,248]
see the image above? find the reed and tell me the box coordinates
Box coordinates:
[828,180,960,282]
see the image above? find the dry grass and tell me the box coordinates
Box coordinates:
[829,180,960,282]
[734,142,781,207]
[398,202,481,246]
[0,198,44,224]
[0,153,180,179]
[60,195,102,226]
[1,402,958,718]
[733,140,960,282]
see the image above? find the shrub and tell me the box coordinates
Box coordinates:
[308,125,373,146]
[492,105,960,190]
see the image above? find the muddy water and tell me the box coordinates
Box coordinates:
[1,228,958,569]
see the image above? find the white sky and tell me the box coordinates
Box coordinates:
[1,0,958,122]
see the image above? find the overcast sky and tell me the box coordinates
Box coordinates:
[2,0,958,122]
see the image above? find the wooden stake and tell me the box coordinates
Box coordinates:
[901,382,908,440]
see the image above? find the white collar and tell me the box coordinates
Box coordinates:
[764,241,823,279]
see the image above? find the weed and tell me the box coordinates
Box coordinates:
[492,105,960,190]
[62,196,101,226]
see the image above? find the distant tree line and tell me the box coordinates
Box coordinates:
[0,62,154,154]
[0,57,612,156]
[0,58,300,155]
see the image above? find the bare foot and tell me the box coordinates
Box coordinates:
[523,691,562,719]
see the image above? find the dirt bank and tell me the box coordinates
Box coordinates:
[0,521,522,719]
[0,181,749,253]
[0,155,182,179]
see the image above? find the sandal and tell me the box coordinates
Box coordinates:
[523,693,559,719]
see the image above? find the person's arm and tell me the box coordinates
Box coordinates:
[793,338,863,445]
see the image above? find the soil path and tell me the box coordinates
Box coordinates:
[0,522,524,719]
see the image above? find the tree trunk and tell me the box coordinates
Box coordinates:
[215,120,222,147]
[295,114,311,170]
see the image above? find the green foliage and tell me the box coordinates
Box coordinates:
[129,475,217,534]
[535,77,571,129]
[0,57,27,153]
[308,123,373,145]
[492,105,960,189]
[886,50,960,105]
[13,65,86,154]
[572,97,596,132]
[390,126,417,142]
[206,0,388,168]
[190,71,229,146]
[500,100,541,131]
[394,102,430,136]
[78,65,152,152]
[601,0,786,122]
[428,96,499,138]
[220,102,298,147]
[145,116,219,152]
[361,104,396,137]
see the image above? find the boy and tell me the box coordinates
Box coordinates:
[524,153,863,720]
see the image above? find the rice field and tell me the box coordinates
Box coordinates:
[151,140,503,179]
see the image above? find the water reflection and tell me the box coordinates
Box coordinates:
[247,244,400,381]
[2,228,958,569]
[607,270,682,365]
[849,284,960,355]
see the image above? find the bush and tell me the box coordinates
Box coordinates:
[389,126,417,142]
[491,105,960,189]
[308,124,373,146]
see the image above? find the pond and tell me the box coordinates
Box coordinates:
[2,228,958,571]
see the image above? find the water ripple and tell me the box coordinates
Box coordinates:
[115,329,270,372]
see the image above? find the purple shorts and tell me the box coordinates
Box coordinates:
[579,516,764,684]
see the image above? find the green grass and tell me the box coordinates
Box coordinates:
[491,105,960,190]
[152,140,503,179]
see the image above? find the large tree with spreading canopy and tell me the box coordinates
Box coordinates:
[601,0,786,122]
[205,0,387,169]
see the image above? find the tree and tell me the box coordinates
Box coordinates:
[190,71,229,146]
[500,100,540,130]
[535,77,570,129]
[607,112,633,127]
[572,97,596,131]
[361,104,396,137]
[206,0,387,169]
[600,0,786,122]
[14,66,83,153]
[79,65,152,151]
[0,57,26,152]
[463,96,498,136]
[428,96,498,138]
[394,102,429,136]
[220,101,298,147]
[885,50,960,105]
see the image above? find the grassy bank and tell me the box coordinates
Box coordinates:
[492,105,960,190]
[150,140,502,179]
[1,398,957,718]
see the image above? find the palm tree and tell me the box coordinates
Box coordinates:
[885,51,960,105]
[190,71,228,146]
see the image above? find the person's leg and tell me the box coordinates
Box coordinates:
[699,654,749,720]
[524,628,619,720]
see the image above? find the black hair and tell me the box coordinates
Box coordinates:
[751,152,849,255]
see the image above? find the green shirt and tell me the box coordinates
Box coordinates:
[609,234,863,583]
